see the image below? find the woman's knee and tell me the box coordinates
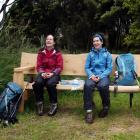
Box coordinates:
[33,76,45,88]
[33,81,43,89]
[46,81,57,87]
[97,77,110,90]
[46,76,59,87]
[84,79,95,89]
[97,84,109,90]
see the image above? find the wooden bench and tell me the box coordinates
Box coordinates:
[13,52,140,112]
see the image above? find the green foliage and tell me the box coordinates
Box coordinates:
[0,25,34,50]
[0,26,38,84]
[0,50,19,84]
[124,22,140,46]
[0,0,140,53]
[57,0,99,53]
[100,1,131,52]
[123,0,140,51]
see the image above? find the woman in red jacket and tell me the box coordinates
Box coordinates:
[33,34,63,116]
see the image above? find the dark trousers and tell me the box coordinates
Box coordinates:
[83,77,110,110]
[32,74,60,104]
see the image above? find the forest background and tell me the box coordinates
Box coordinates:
[0,0,140,54]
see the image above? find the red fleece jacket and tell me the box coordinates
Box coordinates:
[36,47,63,75]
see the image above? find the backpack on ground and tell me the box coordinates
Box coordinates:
[114,53,137,86]
[0,82,23,126]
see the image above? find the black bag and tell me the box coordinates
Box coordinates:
[0,82,23,126]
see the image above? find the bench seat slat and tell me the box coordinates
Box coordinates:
[109,85,140,92]
[24,82,140,92]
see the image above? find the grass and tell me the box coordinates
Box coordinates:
[0,48,140,140]
[1,92,140,140]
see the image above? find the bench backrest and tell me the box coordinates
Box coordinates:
[20,52,140,77]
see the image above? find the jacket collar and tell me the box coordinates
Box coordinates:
[91,47,107,53]
[42,48,56,54]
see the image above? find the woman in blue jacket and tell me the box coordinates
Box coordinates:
[84,34,113,124]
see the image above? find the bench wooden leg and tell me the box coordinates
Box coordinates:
[129,93,134,108]
[18,90,29,112]
[24,90,29,101]
[13,71,25,112]
[18,95,25,112]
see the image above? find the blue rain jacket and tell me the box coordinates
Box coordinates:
[85,47,113,79]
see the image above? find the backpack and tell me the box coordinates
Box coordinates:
[115,53,137,86]
[0,82,23,126]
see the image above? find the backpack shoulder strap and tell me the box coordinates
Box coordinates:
[115,55,126,74]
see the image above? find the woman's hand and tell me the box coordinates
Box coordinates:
[94,76,100,82]
[46,72,54,78]
[91,75,100,82]
[41,72,54,79]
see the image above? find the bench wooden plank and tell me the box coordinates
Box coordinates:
[24,82,140,92]
[14,66,35,72]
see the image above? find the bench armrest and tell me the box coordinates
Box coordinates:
[14,65,35,72]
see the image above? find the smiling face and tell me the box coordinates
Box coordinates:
[45,35,55,48]
[93,37,103,50]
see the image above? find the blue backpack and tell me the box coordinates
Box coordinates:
[0,82,23,126]
[115,53,137,86]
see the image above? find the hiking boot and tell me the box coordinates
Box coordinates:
[36,101,44,116]
[48,103,58,116]
[3,120,9,127]
[98,108,109,118]
[85,111,94,124]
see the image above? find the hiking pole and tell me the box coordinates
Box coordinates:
[9,82,30,119]
[132,70,140,88]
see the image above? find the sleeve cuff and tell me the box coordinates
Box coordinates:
[89,74,95,79]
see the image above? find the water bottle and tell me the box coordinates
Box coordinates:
[115,71,119,79]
